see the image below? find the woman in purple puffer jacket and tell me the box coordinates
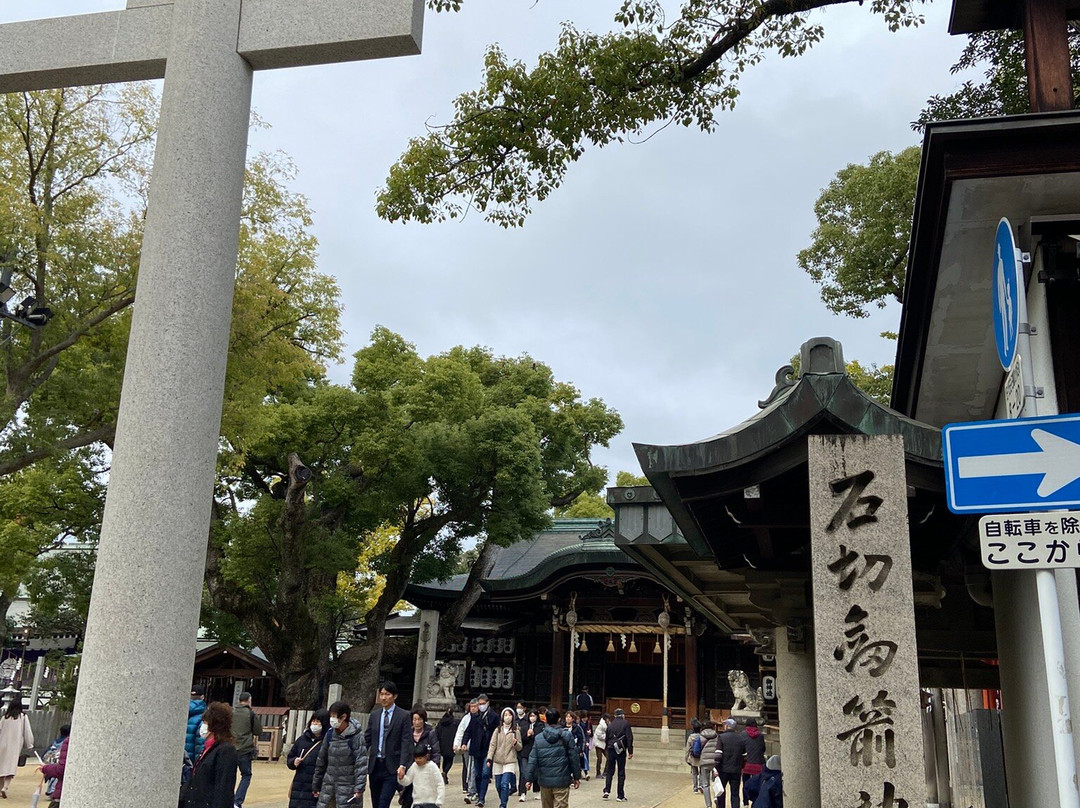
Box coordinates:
[39,734,69,807]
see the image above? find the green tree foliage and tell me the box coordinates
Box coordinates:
[803,32,1080,317]
[207,328,622,707]
[615,470,649,487]
[916,28,1080,127]
[0,86,155,475]
[846,359,894,406]
[797,146,921,318]
[24,546,97,639]
[556,492,614,518]
[378,0,927,227]
[0,453,103,639]
[0,87,340,476]
[0,87,342,648]
[554,470,655,517]
[453,546,482,575]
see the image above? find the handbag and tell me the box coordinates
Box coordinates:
[17,753,27,768]
[610,738,625,756]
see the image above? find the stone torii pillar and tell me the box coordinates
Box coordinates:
[0,2,423,806]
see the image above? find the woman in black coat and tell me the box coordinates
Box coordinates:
[516,708,540,800]
[179,702,239,808]
[401,708,442,808]
[436,708,458,785]
[287,710,331,808]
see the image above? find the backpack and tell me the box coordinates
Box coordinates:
[690,734,703,758]
[317,726,362,771]
[44,738,64,796]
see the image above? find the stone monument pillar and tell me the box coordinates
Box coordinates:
[808,435,923,808]
[412,609,440,706]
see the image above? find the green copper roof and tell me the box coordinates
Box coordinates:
[635,337,942,479]
[405,518,641,603]
[632,338,949,566]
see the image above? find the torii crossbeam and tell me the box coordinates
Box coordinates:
[0,3,423,807]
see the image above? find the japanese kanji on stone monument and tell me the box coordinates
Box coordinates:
[809,434,923,808]
[0,2,423,805]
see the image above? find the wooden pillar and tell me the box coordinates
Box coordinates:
[550,630,565,710]
[685,633,699,724]
[661,629,670,743]
[1024,0,1074,111]
[568,629,577,707]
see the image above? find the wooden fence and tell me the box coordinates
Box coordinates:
[27,709,72,756]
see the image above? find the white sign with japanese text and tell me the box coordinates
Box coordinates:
[978,512,1080,569]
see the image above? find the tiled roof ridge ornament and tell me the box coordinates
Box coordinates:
[580,518,616,541]
[757,336,847,409]
[757,364,796,409]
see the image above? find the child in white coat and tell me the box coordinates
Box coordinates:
[399,743,446,808]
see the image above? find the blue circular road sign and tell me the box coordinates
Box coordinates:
[993,218,1021,370]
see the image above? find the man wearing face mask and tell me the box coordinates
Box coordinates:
[314,701,367,807]
[288,710,331,808]
[461,694,498,808]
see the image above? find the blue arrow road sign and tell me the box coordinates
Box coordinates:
[943,414,1080,513]
[993,218,1021,371]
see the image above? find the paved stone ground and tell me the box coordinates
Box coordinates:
[4,759,714,808]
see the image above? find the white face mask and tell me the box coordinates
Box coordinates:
[329,717,341,729]
[516,709,525,718]
[478,703,489,713]
[310,724,323,736]
[503,714,513,725]
[198,722,209,739]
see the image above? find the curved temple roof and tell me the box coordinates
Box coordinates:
[632,338,955,573]
[405,518,643,609]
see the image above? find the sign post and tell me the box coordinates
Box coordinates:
[942,218,1079,808]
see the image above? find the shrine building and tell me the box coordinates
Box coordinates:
[400,518,765,729]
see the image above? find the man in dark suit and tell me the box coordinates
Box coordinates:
[461,692,499,807]
[366,680,411,808]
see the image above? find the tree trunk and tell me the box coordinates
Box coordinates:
[441,539,497,637]
[0,592,14,649]
[342,516,441,709]
[204,457,337,709]
[265,619,335,709]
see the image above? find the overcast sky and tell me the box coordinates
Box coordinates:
[14,1,968,482]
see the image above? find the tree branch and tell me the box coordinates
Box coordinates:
[16,293,135,378]
[679,0,855,82]
[0,423,115,477]
[441,539,498,634]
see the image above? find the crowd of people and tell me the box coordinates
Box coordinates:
[272,685,639,808]
[182,685,265,808]
[683,718,781,808]
[176,681,781,808]
[0,679,781,808]
[177,681,612,808]
[438,691,634,808]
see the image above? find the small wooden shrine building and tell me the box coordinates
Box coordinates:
[401,519,761,726]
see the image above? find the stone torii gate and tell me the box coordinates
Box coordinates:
[0,2,423,806]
